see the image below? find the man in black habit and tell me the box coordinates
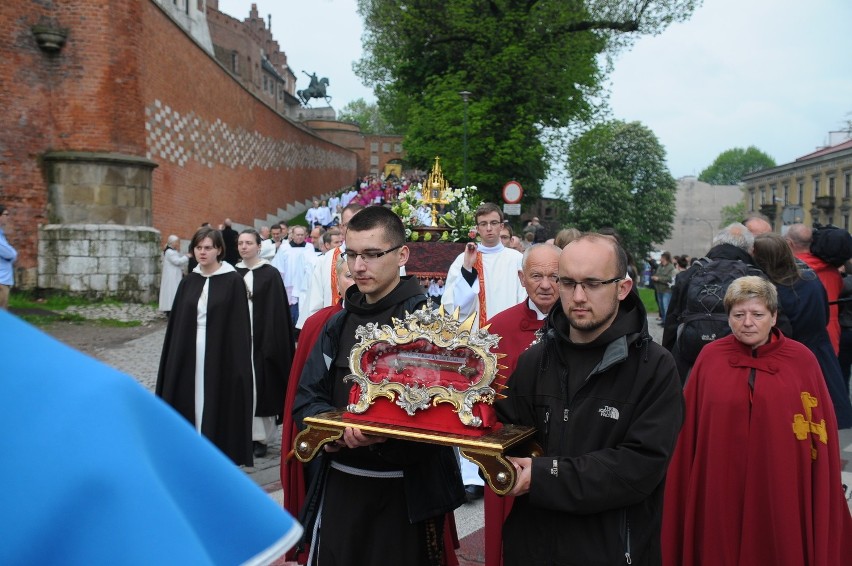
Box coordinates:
[293,206,465,565]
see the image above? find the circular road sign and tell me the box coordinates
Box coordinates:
[502,180,523,204]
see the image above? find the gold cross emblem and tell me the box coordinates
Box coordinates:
[792,392,827,460]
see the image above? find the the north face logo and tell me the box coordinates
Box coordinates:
[598,406,619,420]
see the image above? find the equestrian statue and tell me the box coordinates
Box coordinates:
[297,71,331,106]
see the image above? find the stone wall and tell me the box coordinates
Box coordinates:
[38,225,161,302]
[44,152,157,226]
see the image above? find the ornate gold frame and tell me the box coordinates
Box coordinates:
[344,305,504,428]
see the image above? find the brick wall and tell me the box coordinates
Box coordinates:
[142,0,355,243]
[0,0,356,290]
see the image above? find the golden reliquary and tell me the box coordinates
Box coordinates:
[293,305,539,494]
[344,304,504,435]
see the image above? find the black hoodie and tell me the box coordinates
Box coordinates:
[496,290,684,565]
[292,276,465,523]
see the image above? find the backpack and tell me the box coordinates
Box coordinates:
[810,224,852,267]
[675,257,753,364]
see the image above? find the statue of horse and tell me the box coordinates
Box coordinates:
[298,71,331,106]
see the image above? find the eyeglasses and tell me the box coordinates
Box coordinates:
[528,274,559,284]
[558,277,623,293]
[344,244,402,264]
[477,220,503,229]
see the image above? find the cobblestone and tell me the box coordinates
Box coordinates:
[65,303,166,324]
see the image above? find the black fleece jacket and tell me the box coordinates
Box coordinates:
[496,291,684,566]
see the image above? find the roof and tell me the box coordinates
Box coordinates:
[796,138,852,161]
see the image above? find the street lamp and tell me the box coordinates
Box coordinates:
[459,91,471,188]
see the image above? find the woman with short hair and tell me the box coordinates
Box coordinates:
[157,226,254,466]
[662,275,852,565]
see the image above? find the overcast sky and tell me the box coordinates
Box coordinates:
[218,0,852,189]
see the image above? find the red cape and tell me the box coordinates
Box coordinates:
[280,304,340,563]
[481,300,545,566]
[662,332,852,565]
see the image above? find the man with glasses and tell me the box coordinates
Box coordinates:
[0,205,16,310]
[292,206,464,566]
[442,202,526,500]
[496,233,683,565]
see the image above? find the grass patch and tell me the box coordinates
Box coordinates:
[637,287,658,314]
[9,290,121,311]
[17,312,87,326]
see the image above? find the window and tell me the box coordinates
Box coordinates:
[813,177,821,198]
[370,155,379,165]
[394,143,402,153]
[798,181,804,204]
[383,143,391,153]
[783,184,789,205]
[749,190,755,211]
[829,176,836,197]
[759,187,766,205]
[770,184,776,204]
[846,173,852,198]
[371,142,379,152]
[231,52,239,74]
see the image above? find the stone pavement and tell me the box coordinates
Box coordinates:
[53,304,852,563]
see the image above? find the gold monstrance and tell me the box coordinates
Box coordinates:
[422,156,450,226]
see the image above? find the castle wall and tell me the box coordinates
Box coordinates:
[0,0,356,294]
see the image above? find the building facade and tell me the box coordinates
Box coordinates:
[742,139,852,232]
[658,177,743,259]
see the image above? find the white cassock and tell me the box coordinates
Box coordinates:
[442,243,525,329]
[441,242,525,487]
[259,239,276,261]
[270,241,292,286]
[283,244,314,307]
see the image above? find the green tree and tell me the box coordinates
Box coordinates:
[719,201,747,228]
[566,120,677,259]
[355,0,700,202]
[698,146,776,185]
[337,98,395,135]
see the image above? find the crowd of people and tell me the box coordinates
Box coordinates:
[6,181,852,563]
[9,182,840,565]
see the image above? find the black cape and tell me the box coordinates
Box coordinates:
[236,262,296,417]
[156,266,254,466]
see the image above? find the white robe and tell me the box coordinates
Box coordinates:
[297,246,341,329]
[158,247,188,312]
[259,239,276,261]
[442,243,525,329]
[192,261,238,431]
[236,259,278,445]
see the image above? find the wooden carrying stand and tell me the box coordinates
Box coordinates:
[293,410,537,495]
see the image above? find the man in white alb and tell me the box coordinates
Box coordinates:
[441,202,525,500]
